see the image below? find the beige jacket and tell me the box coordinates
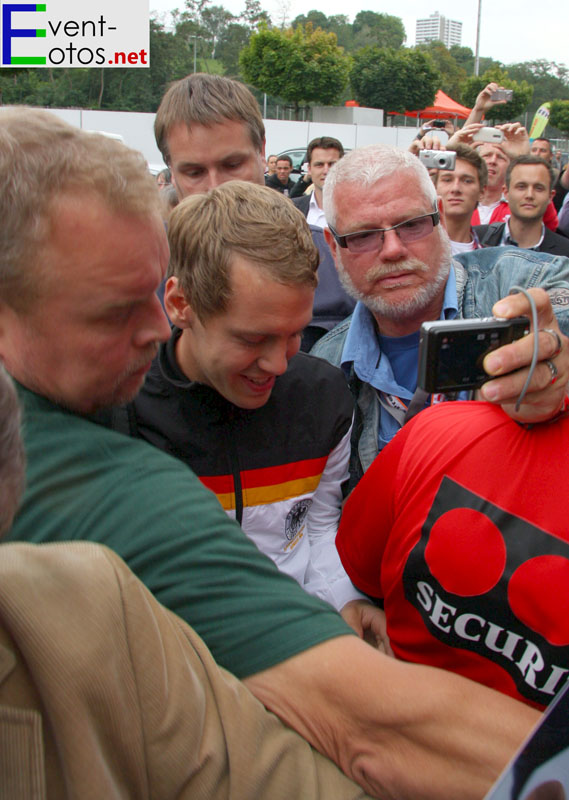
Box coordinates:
[0,542,369,800]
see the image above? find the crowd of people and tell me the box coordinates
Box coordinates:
[1,72,569,799]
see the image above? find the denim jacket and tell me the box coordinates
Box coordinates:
[311,247,569,489]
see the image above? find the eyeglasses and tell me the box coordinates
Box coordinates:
[328,210,440,254]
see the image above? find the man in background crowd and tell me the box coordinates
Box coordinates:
[531,137,559,185]
[475,155,569,256]
[291,136,355,348]
[292,136,344,228]
[433,143,487,254]
[265,154,295,195]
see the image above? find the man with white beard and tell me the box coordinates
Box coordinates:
[311,144,569,488]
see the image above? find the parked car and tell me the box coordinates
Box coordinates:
[277,147,308,173]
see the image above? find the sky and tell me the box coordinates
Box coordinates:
[150,0,568,72]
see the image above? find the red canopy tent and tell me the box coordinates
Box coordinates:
[389,90,472,120]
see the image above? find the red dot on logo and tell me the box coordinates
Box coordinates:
[425,508,506,596]
[508,556,569,646]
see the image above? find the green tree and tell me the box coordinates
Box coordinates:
[240,0,270,31]
[240,23,351,118]
[0,18,200,112]
[292,9,328,29]
[292,11,353,50]
[327,15,353,51]
[449,45,474,75]
[352,11,405,50]
[181,0,211,19]
[216,22,251,76]
[448,45,503,77]
[550,100,569,136]
[461,68,533,122]
[415,41,466,101]
[507,60,569,118]
[200,5,235,57]
[350,47,439,113]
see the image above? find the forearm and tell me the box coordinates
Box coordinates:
[464,105,485,126]
[245,636,539,800]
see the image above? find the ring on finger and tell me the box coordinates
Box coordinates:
[545,359,559,385]
[541,328,562,358]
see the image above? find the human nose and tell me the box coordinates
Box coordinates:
[379,227,408,260]
[257,339,294,375]
[204,169,225,191]
[133,293,171,348]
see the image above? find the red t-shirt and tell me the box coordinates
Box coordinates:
[337,402,569,709]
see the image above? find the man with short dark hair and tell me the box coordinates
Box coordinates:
[531,136,561,191]
[292,136,344,227]
[291,136,354,349]
[474,156,569,256]
[266,155,295,195]
[531,136,559,177]
[530,137,554,162]
[433,143,487,254]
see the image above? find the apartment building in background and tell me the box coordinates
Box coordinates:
[415,12,462,48]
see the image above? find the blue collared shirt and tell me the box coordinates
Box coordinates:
[340,270,460,449]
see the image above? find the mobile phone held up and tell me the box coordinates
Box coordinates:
[472,127,505,144]
[491,88,513,102]
[417,317,530,393]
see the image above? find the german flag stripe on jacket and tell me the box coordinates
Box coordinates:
[199,455,329,511]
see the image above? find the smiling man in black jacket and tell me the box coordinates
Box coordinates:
[475,156,569,256]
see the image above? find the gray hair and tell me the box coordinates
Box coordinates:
[0,365,25,536]
[0,106,160,311]
[323,144,437,228]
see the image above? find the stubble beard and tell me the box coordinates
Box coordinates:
[107,345,160,407]
[335,231,453,321]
